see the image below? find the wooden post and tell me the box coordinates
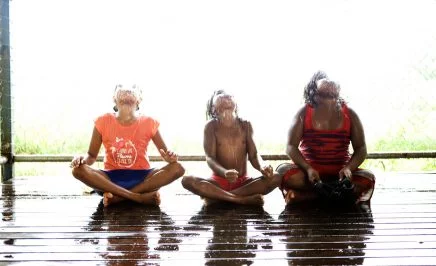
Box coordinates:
[0,0,13,181]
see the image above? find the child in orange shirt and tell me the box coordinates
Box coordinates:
[71,84,184,207]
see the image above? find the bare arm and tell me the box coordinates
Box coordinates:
[71,127,101,167]
[346,107,367,170]
[286,107,310,171]
[286,106,320,183]
[246,121,273,177]
[152,130,178,163]
[151,130,168,152]
[204,121,228,177]
[246,121,262,170]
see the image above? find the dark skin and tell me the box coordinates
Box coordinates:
[206,119,263,180]
[282,79,373,203]
[71,87,185,207]
[182,93,281,205]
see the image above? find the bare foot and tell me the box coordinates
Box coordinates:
[138,191,161,206]
[203,197,219,206]
[103,192,124,207]
[284,189,317,205]
[103,192,113,207]
[284,190,296,204]
[239,194,264,206]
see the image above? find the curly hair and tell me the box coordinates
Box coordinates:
[303,71,328,106]
[206,90,238,120]
[303,71,344,107]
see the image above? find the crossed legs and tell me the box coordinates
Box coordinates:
[277,163,318,204]
[72,162,185,207]
[277,163,376,205]
[181,173,281,206]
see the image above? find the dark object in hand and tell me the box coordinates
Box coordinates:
[313,177,357,204]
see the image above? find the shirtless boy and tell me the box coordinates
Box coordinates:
[181,90,281,205]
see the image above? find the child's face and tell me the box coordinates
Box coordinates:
[213,93,236,115]
[114,85,141,109]
[315,79,340,100]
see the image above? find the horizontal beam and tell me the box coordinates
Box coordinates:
[12,151,436,163]
[367,151,436,159]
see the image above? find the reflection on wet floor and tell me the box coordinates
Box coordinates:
[1,181,14,223]
[1,174,436,265]
[185,203,275,265]
[83,201,183,264]
[276,202,374,266]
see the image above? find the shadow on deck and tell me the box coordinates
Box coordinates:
[1,172,436,265]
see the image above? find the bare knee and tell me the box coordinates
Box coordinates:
[256,173,282,195]
[71,166,84,180]
[71,165,95,184]
[181,176,210,194]
[276,163,292,176]
[364,172,376,184]
[169,162,185,178]
[181,175,195,189]
[354,169,375,180]
[267,173,283,188]
[362,171,375,181]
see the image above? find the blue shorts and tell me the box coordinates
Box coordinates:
[101,169,154,190]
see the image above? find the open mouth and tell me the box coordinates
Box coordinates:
[119,98,136,105]
[116,90,138,104]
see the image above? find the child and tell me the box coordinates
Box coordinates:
[181,90,281,205]
[71,84,185,207]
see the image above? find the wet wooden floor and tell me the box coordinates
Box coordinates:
[1,172,436,265]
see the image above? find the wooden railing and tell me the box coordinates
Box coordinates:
[2,152,435,182]
[6,151,436,163]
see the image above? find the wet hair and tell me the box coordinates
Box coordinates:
[206,90,238,120]
[303,71,344,107]
[113,84,141,112]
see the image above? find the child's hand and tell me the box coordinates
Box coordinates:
[70,156,85,168]
[260,165,273,178]
[159,149,178,163]
[224,169,239,183]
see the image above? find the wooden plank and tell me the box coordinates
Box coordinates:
[1,251,436,262]
[1,173,436,265]
[2,241,436,253]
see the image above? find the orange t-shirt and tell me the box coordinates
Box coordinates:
[95,113,159,170]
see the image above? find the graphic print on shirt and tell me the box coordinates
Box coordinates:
[110,137,138,168]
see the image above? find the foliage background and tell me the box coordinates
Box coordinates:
[8,0,436,175]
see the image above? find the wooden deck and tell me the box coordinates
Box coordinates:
[1,172,436,265]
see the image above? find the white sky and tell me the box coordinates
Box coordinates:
[9,0,436,152]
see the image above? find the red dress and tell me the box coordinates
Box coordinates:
[282,104,375,202]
